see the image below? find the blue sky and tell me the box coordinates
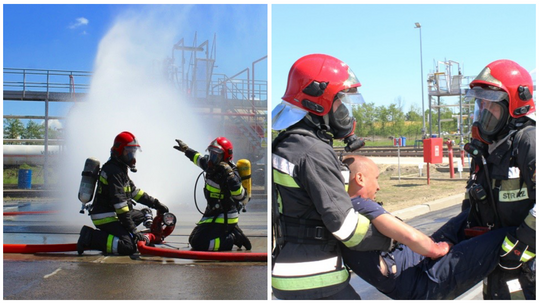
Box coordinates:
[3,4,268,118]
[2,4,537,124]
[271,4,536,114]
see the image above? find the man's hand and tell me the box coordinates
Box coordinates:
[154,199,169,213]
[429,241,453,260]
[133,231,149,245]
[173,139,189,152]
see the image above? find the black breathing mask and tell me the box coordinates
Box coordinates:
[328,101,355,139]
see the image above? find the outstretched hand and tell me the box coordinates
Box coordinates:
[173,139,189,152]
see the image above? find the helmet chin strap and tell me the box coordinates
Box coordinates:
[302,113,334,144]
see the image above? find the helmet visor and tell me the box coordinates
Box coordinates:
[335,89,365,116]
[465,87,508,103]
[272,101,308,130]
[473,98,506,134]
[123,146,139,164]
[207,146,224,165]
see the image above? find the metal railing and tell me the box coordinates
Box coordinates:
[4,68,92,98]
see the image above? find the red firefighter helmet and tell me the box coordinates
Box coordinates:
[111,131,141,167]
[466,60,535,144]
[272,54,364,130]
[207,137,233,165]
[468,59,535,119]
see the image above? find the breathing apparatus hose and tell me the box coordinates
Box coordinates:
[194,171,205,215]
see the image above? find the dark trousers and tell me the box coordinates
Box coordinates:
[189,223,236,251]
[320,284,361,300]
[343,210,514,299]
[92,209,146,255]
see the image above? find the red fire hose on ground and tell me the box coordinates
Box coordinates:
[3,242,267,262]
[3,211,58,216]
[4,243,77,253]
[4,212,266,261]
[137,241,267,262]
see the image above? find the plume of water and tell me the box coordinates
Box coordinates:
[59,8,219,224]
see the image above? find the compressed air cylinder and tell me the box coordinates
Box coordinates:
[78,157,101,204]
[236,159,252,200]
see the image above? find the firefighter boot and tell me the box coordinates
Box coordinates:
[77,225,94,255]
[232,226,252,250]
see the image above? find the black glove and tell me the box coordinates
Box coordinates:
[154,199,169,213]
[174,139,189,152]
[499,233,532,270]
[220,162,234,177]
[133,231,149,245]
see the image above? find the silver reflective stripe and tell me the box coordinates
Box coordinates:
[113,201,128,210]
[273,256,343,276]
[111,236,119,254]
[206,179,221,189]
[232,188,246,200]
[90,212,117,220]
[333,209,360,240]
[272,154,295,176]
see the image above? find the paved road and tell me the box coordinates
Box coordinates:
[3,199,268,300]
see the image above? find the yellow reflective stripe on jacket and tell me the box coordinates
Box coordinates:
[205,183,225,199]
[132,189,144,201]
[193,153,201,166]
[99,176,108,185]
[91,212,119,226]
[92,217,119,226]
[273,169,300,188]
[272,268,349,291]
[198,216,239,225]
[501,236,536,262]
[340,212,370,248]
[113,201,129,215]
[230,187,243,196]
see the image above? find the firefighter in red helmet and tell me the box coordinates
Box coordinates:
[174,137,251,251]
[462,60,535,300]
[271,54,390,300]
[77,131,169,255]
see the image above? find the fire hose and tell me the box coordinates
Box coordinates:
[3,242,267,262]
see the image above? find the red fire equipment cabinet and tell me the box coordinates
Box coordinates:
[423,138,443,164]
[423,137,443,185]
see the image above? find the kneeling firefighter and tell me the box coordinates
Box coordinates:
[173,137,252,251]
[77,131,170,255]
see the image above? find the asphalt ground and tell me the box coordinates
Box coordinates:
[3,198,268,300]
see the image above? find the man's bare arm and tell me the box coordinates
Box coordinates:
[372,214,452,259]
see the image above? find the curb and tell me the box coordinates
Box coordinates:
[392,193,464,221]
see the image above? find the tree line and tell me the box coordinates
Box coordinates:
[352,98,470,142]
[271,97,472,143]
[3,118,61,144]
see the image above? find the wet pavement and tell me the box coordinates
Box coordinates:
[3,199,268,300]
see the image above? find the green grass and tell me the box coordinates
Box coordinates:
[3,165,56,185]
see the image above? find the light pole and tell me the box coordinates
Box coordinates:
[414,22,426,138]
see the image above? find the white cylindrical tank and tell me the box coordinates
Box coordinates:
[3,145,61,166]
